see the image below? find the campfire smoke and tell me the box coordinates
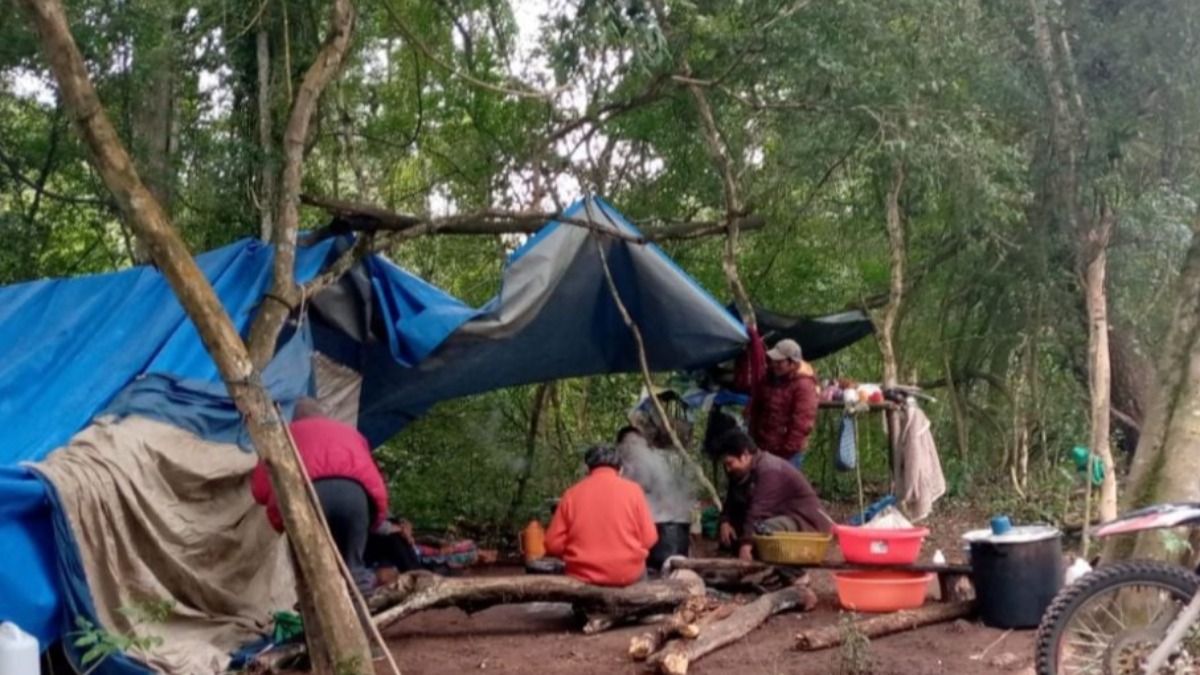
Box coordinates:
[619,435,694,523]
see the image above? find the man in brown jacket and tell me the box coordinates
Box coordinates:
[715,430,833,561]
[746,339,818,468]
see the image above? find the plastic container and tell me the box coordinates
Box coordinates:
[833,571,932,612]
[520,520,546,562]
[0,622,38,675]
[964,525,1064,628]
[752,532,832,565]
[833,524,930,565]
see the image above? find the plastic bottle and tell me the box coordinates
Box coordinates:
[931,549,947,565]
[0,622,38,675]
[520,520,546,562]
[1070,446,1105,486]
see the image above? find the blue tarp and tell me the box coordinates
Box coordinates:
[0,197,749,663]
[0,236,479,651]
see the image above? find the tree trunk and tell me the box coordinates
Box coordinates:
[507,382,552,527]
[14,0,372,670]
[1106,216,1200,563]
[879,162,907,389]
[370,573,704,631]
[247,0,356,369]
[1081,210,1118,547]
[647,586,817,675]
[127,13,176,265]
[256,22,277,242]
[795,601,974,651]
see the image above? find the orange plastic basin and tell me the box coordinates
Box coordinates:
[833,570,932,612]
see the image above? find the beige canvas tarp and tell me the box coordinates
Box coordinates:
[34,415,297,674]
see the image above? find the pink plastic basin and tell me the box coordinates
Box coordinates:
[833,524,930,565]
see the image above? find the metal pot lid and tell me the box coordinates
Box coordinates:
[961,525,1061,545]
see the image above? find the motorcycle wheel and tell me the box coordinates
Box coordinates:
[1036,560,1200,675]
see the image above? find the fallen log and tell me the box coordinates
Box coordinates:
[629,596,717,660]
[647,586,817,675]
[665,557,781,590]
[795,601,975,651]
[371,572,704,631]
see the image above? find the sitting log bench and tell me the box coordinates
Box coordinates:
[666,557,975,602]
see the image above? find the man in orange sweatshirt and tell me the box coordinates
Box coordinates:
[545,444,658,586]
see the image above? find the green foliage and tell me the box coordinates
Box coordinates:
[72,598,175,674]
[834,611,874,675]
[6,0,1200,534]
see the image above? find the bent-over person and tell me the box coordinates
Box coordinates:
[715,429,834,561]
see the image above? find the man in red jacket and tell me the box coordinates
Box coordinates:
[746,339,818,468]
[545,445,658,586]
[251,398,389,594]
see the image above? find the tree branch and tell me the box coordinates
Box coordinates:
[247,0,356,369]
[299,193,765,241]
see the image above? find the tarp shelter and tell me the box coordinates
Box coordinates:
[0,197,748,673]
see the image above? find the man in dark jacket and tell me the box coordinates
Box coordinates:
[746,339,818,468]
[715,430,833,561]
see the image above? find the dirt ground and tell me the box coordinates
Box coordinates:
[373,578,1035,675]
[366,499,1049,675]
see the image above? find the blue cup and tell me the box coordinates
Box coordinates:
[991,515,1012,535]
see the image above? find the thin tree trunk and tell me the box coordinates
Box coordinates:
[879,162,906,388]
[247,0,356,369]
[256,22,276,242]
[14,0,371,670]
[1083,209,1118,531]
[507,382,552,527]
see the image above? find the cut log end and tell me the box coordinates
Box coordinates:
[630,634,656,660]
[661,652,690,675]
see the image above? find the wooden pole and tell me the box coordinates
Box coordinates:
[591,228,722,509]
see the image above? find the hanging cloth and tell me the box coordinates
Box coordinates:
[836,413,857,472]
[894,404,946,521]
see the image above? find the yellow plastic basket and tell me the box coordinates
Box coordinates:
[752,532,833,565]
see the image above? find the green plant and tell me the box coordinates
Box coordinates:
[72,598,175,675]
[834,612,874,675]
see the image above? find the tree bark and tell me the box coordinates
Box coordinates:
[256,22,277,242]
[507,382,553,527]
[629,596,718,661]
[14,0,372,669]
[1106,214,1200,563]
[247,0,356,369]
[795,601,974,651]
[1081,209,1118,549]
[878,162,906,388]
[370,573,704,631]
[647,586,817,675]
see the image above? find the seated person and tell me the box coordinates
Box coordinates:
[545,444,658,586]
[714,429,834,561]
[251,397,389,594]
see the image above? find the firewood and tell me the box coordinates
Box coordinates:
[794,601,975,651]
[646,586,817,674]
[629,596,715,660]
[371,573,701,632]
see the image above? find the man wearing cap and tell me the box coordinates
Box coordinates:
[746,338,818,468]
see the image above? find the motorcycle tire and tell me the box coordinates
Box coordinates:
[1035,560,1200,675]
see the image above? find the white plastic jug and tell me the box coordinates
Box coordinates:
[0,622,38,675]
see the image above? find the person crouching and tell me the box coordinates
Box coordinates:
[545,444,658,586]
[715,429,834,561]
